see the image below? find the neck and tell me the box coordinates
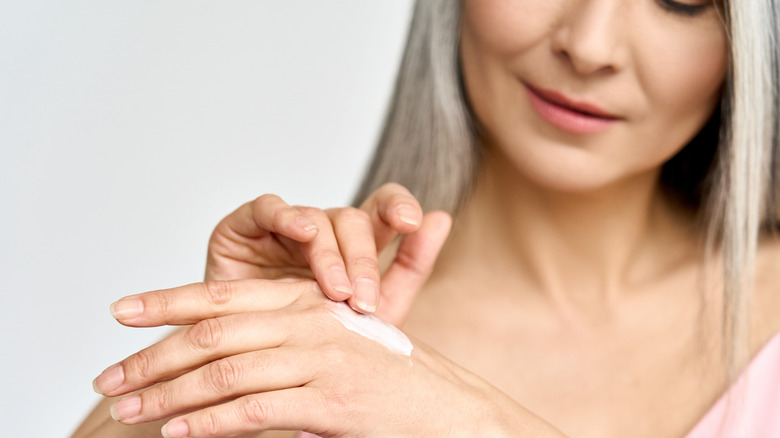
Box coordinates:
[435,151,699,313]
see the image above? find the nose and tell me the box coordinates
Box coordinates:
[551,0,627,76]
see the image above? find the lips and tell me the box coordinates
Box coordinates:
[524,83,621,134]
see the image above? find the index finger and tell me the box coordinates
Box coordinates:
[109,278,317,327]
[219,194,320,242]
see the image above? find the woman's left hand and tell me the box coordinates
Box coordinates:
[92,279,566,437]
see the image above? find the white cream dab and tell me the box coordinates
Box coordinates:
[326,301,413,356]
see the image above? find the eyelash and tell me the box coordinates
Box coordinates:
[657,0,710,16]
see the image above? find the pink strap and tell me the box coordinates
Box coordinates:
[686,332,780,437]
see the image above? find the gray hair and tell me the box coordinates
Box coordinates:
[353,0,475,212]
[707,0,779,373]
[354,0,780,377]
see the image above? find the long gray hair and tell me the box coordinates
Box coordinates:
[353,1,474,212]
[354,0,780,372]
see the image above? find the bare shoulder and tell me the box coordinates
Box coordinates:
[753,232,780,340]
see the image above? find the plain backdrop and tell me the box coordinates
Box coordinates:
[0,1,414,435]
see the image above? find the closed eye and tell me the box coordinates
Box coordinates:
[656,0,712,16]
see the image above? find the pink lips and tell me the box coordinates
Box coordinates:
[525,83,621,135]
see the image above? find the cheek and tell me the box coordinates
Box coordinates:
[462,0,562,56]
[459,0,729,192]
[612,32,727,182]
[635,24,728,142]
[460,0,558,139]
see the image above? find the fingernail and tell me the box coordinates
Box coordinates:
[111,395,141,421]
[110,298,144,319]
[296,215,318,232]
[329,266,353,295]
[396,204,419,226]
[355,278,377,313]
[162,418,190,438]
[93,363,125,395]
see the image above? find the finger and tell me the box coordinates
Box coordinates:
[160,388,328,438]
[359,183,424,250]
[109,278,315,327]
[328,208,380,314]
[377,211,452,326]
[224,194,319,242]
[297,207,354,300]
[94,311,294,397]
[206,195,317,282]
[111,347,314,424]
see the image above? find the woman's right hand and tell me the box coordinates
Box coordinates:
[203,183,451,326]
[75,185,450,437]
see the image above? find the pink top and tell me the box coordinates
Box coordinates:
[297,333,780,438]
[685,331,780,437]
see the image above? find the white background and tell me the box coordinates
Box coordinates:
[0,1,414,436]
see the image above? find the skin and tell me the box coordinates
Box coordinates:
[74,194,466,438]
[461,0,727,193]
[453,0,729,337]
[402,0,778,436]
[74,0,780,437]
[203,185,426,317]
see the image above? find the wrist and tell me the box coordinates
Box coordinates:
[463,388,569,437]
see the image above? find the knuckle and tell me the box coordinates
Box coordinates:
[310,248,342,264]
[242,396,271,426]
[380,182,409,196]
[305,302,329,319]
[200,410,221,436]
[144,383,172,413]
[322,386,352,414]
[271,205,295,230]
[350,255,380,273]
[394,249,427,276]
[320,343,350,368]
[205,358,242,395]
[390,192,419,209]
[126,349,154,381]
[187,318,225,351]
[301,207,329,225]
[150,291,175,318]
[297,206,320,217]
[254,193,280,207]
[202,281,234,307]
[334,207,369,224]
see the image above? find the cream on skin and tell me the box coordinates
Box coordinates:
[326,301,414,356]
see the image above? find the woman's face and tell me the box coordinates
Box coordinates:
[460,0,729,192]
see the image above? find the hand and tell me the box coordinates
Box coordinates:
[204,183,451,325]
[82,186,450,437]
[94,279,566,437]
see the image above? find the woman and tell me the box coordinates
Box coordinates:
[74,0,780,436]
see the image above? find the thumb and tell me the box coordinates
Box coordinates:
[375,211,452,327]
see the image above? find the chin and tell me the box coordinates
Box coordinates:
[489,138,651,195]
[521,163,623,194]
